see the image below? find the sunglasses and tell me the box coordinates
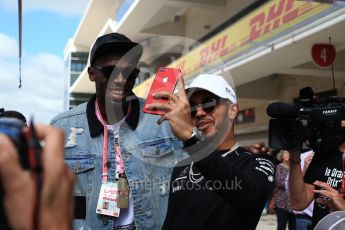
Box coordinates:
[190,98,220,117]
[93,65,140,80]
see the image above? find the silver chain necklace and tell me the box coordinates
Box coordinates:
[189,161,204,184]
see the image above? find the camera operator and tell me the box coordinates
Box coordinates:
[267,87,345,228]
[289,144,345,228]
[0,125,75,230]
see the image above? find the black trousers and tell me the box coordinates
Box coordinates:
[275,206,296,230]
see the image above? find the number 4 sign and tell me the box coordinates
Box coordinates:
[311,44,336,68]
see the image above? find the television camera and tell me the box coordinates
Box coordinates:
[267,87,345,152]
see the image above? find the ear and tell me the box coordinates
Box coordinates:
[228,103,238,120]
[88,67,96,82]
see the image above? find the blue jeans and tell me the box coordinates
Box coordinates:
[275,207,296,230]
[296,215,312,230]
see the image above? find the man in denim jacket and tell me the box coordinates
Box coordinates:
[51,33,185,230]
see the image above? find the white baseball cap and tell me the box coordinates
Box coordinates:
[186,74,237,103]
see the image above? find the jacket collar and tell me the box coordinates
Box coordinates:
[86,94,139,138]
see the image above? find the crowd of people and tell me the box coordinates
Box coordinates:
[269,150,314,230]
[1,32,345,230]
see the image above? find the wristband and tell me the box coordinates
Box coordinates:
[183,127,205,148]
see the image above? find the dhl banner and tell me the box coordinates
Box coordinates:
[133,0,332,98]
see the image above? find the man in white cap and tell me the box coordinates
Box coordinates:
[145,74,276,229]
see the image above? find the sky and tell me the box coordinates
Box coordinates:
[0,0,89,123]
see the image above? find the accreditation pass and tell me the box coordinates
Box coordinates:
[96,182,121,217]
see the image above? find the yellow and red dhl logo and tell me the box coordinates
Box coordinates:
[173,0,327,75]
[134,0,331,97]
[249,0,315,41]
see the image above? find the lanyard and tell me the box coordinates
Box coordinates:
[95,101,110,183]
[95,101,127,183]
[115,144,125,175]
[341,152,345,195]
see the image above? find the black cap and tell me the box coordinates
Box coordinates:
[90,33,143,66]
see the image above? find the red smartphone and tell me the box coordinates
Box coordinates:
[143,67,181,115]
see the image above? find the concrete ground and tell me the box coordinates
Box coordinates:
[257,214,277,230]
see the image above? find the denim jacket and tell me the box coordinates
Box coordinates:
[51,95,186,230]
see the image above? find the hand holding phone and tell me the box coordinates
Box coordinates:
[143,67,180,115]
[143,70,196,141]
